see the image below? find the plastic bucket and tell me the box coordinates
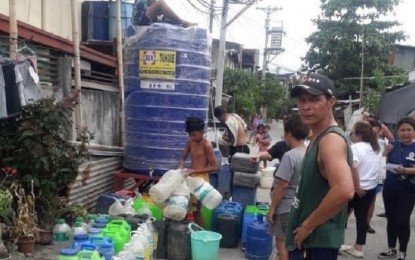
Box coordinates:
[189,223,222,260]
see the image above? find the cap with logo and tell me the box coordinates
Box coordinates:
[291,74,334,98]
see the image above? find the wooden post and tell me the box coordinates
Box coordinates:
[71,0,82,138]
[41,0,46,30]
[116,0,125,146]
[9,0,18,60]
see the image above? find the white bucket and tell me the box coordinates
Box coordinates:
[261,167,275,177]
[260,176,273,189]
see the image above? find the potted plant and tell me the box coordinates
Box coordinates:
[0,91,91,243]
[0,167,16,259]
[11,184,38,256]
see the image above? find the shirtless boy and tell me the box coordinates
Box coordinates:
[178,117,218,225]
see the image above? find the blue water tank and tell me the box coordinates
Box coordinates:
[108,2,134,40]
[123,24,211,175]
[81,1,109,41]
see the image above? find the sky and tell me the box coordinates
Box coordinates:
[166,0,415,73]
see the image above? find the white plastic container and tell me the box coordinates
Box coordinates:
[53,218,72,246]
[260,167,275,189]
[187,177,223,210]
[163,179,190,221]
[72,221,88,236]
[149,169,182,203]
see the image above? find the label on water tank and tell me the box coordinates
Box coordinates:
[139,50,176,80]
[140,80,175,90]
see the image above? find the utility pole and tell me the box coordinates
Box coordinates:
[359,23,365,108]
[116,0,125,146]
[71,0,82,138]
[9,0,17,60]
[215,0,257,107]
[214,0,229,107]
[209,0,215,33]
[257,5,282,79]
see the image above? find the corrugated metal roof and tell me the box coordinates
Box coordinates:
[68,156,133,211]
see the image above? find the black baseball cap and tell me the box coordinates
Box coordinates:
[291,74,335,98]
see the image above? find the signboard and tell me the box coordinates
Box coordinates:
[139,50,176,80]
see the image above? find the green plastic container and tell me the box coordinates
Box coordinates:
[102,230,124,254]
[77,249,102,260]
[133,197,146,211]
[105,219,131,238]
[201,206,213,230]
[244,205,257,215]
[147,202,163,221]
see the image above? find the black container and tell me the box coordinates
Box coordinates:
[155,220,167,259]
[167,220,193,260]
[217,214,240,248]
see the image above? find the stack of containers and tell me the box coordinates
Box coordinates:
[230,153,261,206]
[123,24,211,176]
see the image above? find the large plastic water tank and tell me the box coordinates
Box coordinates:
[81,1,109,41]
[108,2,133,40]
[123,24,211,175]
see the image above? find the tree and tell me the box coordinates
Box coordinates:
[222,69,289,119]
[223,68,260,116]
[305,0,406,96]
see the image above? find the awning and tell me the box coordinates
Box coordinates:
[378,82,415,124]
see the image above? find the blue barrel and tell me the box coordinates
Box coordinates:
[246,214,272,260]
[123,24,211,175]
[108,1,133,40]
[81,1,109,41]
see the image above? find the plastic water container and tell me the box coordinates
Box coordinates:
[77,244,102,260]
[201,206,213,230]
[260,167,275,189]
[187,177,223,210]
[102,230,125,254]
[189,223,222,260]
[167,221,192,260]
[58,248,79,260]
[73,221,88,236]
[216,165,233,197]
[242,204,270,247]
[246,214,272,260]
[232,185,257,207]
[73,234,89,248]
[216,214,240,248]
[212,201,243,231]
[88,228,103,239]
[53,219,72,244]
[98,242,115,260]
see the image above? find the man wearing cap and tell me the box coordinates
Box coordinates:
[285,74,355,259]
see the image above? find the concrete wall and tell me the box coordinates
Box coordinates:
[0,0,83,41]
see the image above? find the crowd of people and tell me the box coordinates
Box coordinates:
[181,72,415,260]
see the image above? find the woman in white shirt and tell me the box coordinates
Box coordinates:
[345,120,382,258]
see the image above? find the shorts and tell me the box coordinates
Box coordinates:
[269,213,289,240]
[376,183,383,194]
[132,8,150,26]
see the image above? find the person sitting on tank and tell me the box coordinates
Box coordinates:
[132,0,197,27]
